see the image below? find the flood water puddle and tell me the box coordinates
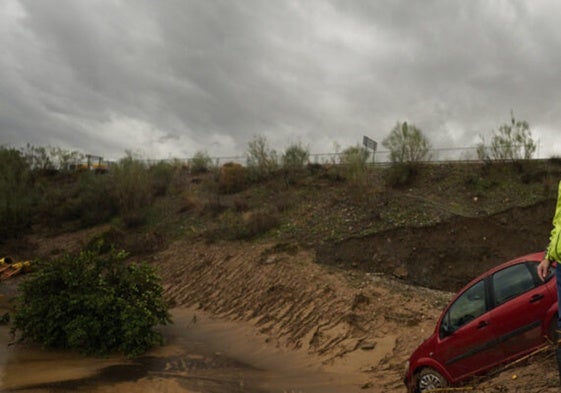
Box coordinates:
[0,308,367,393]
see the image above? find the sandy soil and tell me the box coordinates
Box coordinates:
[152,239,449,392]
[152,238,561,393]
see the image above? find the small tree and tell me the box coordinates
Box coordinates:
[22,144,54,171]
[281,143,309,186]
[0,148,34,238]
[339,145,370,185]
[50,147,85,172]
[382,122,431,163]
[246,135,278,179]
[189,151,213,174]
[219,162,248,194]
[476,112,536,161]
[13,248,171,357]
[282,143,309,170]
[109,153,152,227]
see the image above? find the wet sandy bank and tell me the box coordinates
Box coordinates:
[0,307,369,393]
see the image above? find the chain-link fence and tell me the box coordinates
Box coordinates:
[119,142,552,168]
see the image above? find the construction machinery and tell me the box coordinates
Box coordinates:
[0,257,31,280]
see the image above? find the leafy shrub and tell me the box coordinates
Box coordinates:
[35,170,118,231]
[306,162,324,175]
[204,208,280,241]
[149,161,176,196]
[189,151,213,174]
[0,148,34,239]
[85,228,165,256]
[339,146,370,184]
[464,171,497,193]
[22,144,84,173]
[13,248,171,357]
[22,144,54,172]
[219,162,248,194]
[383,163,418,188]
[476,112,536,161]
[243,209,280,238]
[246,135,278,180]
[382,122,431,163]
[109,154,153,227]
[282,144,309,170]
[549,156,561,166]
[281,144,310,186]
[75,172,119,226]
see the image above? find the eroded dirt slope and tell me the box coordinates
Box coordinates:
[317,200,556,292]
[155,235,561,392]
[156,239,451,391]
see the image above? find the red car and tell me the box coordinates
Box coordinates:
[404,252,558,392]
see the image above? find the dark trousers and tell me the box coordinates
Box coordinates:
[554,262,561,382]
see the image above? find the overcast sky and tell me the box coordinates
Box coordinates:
[2,0,561,161]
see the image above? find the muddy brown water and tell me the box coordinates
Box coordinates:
[0,307,367,393]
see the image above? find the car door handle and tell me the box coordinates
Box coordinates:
[530,294,544,303]
[477,321,489,329]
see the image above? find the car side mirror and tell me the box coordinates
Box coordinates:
[440,322,453,338]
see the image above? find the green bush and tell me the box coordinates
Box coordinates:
[75,172,119,226]
[281,144,309,186]
[204,208,280,241]
[282,144,309,170]
[22,144,84,173]
[149,161,176,196]
[48,172,117,228]
[189,151,213,174]
[246,135,278,180]
[383,163,418,188]
[0,147,34,239]
[109,154,153,227]
[219,162,248,194]
[243,209,280,238]
[382,122,431,163]
[476,112,536,161]
[13,248,171,357]
[339,146,370,185]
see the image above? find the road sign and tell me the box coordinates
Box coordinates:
[363,136,377,151]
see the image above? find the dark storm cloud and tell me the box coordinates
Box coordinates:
[1,0,560,159]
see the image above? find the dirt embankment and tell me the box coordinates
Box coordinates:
[156,240,451,391]
[5,199,561,392]
[154,200,561,392]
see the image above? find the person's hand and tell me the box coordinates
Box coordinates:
[537,258,552,282]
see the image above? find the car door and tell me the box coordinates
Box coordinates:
[489,262,555,359]
[433,279,504,381]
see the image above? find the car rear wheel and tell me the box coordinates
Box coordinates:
[417,367,448,392]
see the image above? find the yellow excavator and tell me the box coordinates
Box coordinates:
[0,257,31,280]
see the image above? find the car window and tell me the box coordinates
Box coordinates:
[493,263,535,305]
[445,280,486,333]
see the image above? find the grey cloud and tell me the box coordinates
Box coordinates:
[1,0,560,159]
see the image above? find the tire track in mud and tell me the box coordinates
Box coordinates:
[159,242,359,357]
[155,240,451,391]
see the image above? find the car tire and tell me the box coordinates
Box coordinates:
[417,367,448,392]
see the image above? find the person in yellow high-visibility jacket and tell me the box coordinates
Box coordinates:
[538,180,561,384]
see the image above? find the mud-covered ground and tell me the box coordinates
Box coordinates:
[5,197,561,392]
